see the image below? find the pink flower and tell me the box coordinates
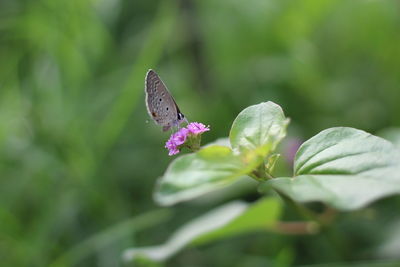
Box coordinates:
[165,139,176,150]
[172,128,189,145]
[187,122,210,135]
[165,128,190,156]
[165,122,210,156]
[167,147,179,156]
[165,138,179,156]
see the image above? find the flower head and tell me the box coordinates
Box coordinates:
[171,128,189,145]
[165,128,190,156]
[165,122,210,156]
[167,146,179,156]
[165,138,178,154]
[187,122,210,135]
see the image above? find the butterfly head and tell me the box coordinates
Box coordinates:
[177,112,184,121]
[177,112,188,124]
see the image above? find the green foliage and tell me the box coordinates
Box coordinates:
[268,127,400,210]
[155,102,288,205]
[123,197,281,262]
[145,101,400,263]
[193,197,281,244]
[157,103,400,211]
[229,102,289,155]
[154,145,246,205]
[156,102,400,210]
[1,0,400,266]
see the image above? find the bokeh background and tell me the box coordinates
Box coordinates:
[1,0,400,266]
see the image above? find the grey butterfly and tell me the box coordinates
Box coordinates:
[145,69,186,131]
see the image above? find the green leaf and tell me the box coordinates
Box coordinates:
[265,153,281,174]
[123,198,281,263]
[229,101,289,156]
[268,127,400,210]
[193,197,281,244]
[154,145,249,206]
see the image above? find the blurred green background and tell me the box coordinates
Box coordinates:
[1,0,400,266]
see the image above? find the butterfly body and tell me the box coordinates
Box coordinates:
[145,69,186,131]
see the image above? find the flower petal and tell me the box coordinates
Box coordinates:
[187,122,210,135]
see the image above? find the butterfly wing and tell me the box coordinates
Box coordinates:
[145,70,180,130]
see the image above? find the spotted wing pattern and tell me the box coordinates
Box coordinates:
[145,70,179,131]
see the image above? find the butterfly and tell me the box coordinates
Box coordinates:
[145,69,186,131]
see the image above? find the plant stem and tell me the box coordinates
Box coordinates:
[276,191,345,260]
[274,221,319,235]
[276,191,318,222]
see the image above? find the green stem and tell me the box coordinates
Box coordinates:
[250,159,271,181]
[276,191,345,260]
[276,191,318,222]
[274,221,319,235]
